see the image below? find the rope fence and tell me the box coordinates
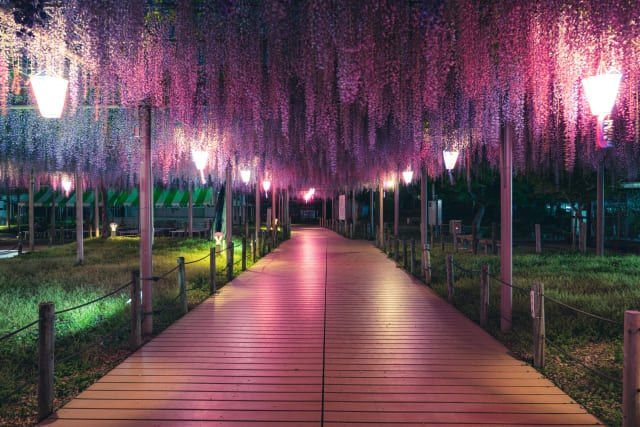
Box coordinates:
[1,230,281,423]
[371,229,633,424]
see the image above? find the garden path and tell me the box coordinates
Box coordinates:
[42,226,601,426]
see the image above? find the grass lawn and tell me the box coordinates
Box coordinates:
[0,233,263,426]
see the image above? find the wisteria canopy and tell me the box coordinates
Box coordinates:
[1,0,640,192]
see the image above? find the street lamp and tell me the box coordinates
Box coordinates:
[61,177,72,197]
[192,150,208,184]
[402,167,414,185]
[29,73,69,118]
[443,150,459,185]
[582,68,622,256]
[262,179,271,197]
[582,70,622,148]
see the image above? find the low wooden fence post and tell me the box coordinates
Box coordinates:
[535,224,542,254]
[226,243,233,282]
[472,224,478,255]
[440,224,444,251]
[424,244,432,284]
[209,247,216,294]
[177,257,187,315]
[394,238,400,263]
[532,282,545,369]
[261,230,266,256]
[452,225,458,252]
[241,236,247,271]
[624,310,640,427]
[480,264,489,327]
[410,239,415,275]
[253,237,257,263]
[403,239,408,268]
[38,301,55,422]
[130,270,141,350]
[579,222,587,253]
[446,254,454,302]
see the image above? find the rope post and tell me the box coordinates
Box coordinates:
[226,242,233,282]
[472,224,478,255]
[624,310,640,427]
[253,237,257,263]
[130,270,141,351]
[491,222,497,255]
[177,257,187,315]
[452,222,458,252]
[209,247,216,294]
[423,244,432,284]
[535,224,542,254]
[532,282,545,369]
[18,232,23,255]
[410,239,415,275]
[38,302,55,422]
[375,225,379,247]
[579,222,587,253]
[480,264,489,328]
[261,230,265,256]
[241,236,247,271]
[446,254,454,303]
[394,238,399,263]
[440,224,444,251]
[402,239,408,269]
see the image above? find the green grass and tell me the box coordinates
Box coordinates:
[0,231,268,426]
[415,242,638,427]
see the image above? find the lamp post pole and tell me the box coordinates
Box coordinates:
[596,160,605,256]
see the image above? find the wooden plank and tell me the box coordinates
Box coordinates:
[44,227,602,426]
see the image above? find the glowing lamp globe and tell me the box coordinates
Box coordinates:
[443,151,459,171]
[402,169,414,185]
[262,180,271,193]
[582,71,622,117]
[62,178,72,197]
[29,73,68,118]
[385,178,395,190]
[240,169,251,184]
[192,150,208,184]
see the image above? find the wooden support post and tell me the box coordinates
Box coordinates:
[75,172,84,264]
[624,310,640,427]
[38,302,55,422]
[480,264,489,328]
[177,257,187,315]
[500,124,513,332]
[532,282,545,369]
[440,224,444,251]
[446,254,454,303]
[535,224,542,254]
[28,171,34,252]
[209,247,216,294]
[579,222,587,253]
[139,103,153,336]
[130,270,141,351]
[491,222,497,255]
[242,236,247,271]
[261,230,265,256]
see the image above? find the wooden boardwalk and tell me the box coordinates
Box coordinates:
[42,227,602,426]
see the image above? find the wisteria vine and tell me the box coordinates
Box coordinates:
[0,0,638,191]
